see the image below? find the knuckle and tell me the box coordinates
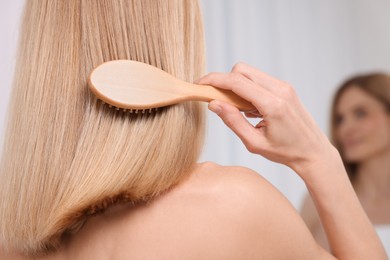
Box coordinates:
[246,141,259,154]
[223,114,237,128]
[246,143,256,153]
[272,98,287,117]
[279,83,296,98]
[229,72,245,86]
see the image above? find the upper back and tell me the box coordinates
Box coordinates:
[2,162,329,259]
[63,162,260,259]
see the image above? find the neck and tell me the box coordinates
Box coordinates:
[353,148,390,200]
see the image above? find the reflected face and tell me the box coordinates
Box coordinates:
[335,86,390,163]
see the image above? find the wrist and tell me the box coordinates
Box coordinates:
[290,144,347,185]
[296,147,354,210]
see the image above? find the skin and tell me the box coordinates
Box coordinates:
[2,64,386,259]
[301,86,390,249]
[338,87,390,222]
[2,163,329,260]
[337,87,390,165]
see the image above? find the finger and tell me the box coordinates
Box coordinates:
[199,72,271,107]
[231,62,286,93]
[208,100,261,152]
[244,111,262,118]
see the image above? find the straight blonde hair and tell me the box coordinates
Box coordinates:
[0,0,205,256]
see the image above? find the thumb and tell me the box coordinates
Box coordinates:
[209,100,260,152]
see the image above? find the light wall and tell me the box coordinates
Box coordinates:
[0,0,24,152]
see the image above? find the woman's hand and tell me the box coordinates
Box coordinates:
[200,62,388,259]
[199,63,335,174]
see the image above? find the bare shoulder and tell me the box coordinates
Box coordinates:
[173,162,289,218]
[184,162,333,259]
[189,162,294,208]
[194,162,302,221]
[187,162,276,190]
[63,162,333,259]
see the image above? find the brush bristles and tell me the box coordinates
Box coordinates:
[99,99,159,114]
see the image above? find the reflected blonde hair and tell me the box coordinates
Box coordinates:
[0,0,205,256]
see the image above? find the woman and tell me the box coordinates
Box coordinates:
[0,0,386,259]
[301,73,390,254]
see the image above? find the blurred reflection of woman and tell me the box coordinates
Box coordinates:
[301,73,390,254]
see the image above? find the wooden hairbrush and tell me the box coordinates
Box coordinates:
[88,60,255,113]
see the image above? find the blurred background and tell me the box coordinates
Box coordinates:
[1,0,390,209]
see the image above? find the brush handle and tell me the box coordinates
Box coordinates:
[181,83,256,112]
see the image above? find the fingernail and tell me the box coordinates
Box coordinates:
[194,77,203,84]
[195,74,208,84]
[208,102,222,114]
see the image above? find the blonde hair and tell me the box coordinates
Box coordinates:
[0,0,205,256]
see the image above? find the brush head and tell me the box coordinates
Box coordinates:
[88,60,188,110]
[88,60,255,112]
